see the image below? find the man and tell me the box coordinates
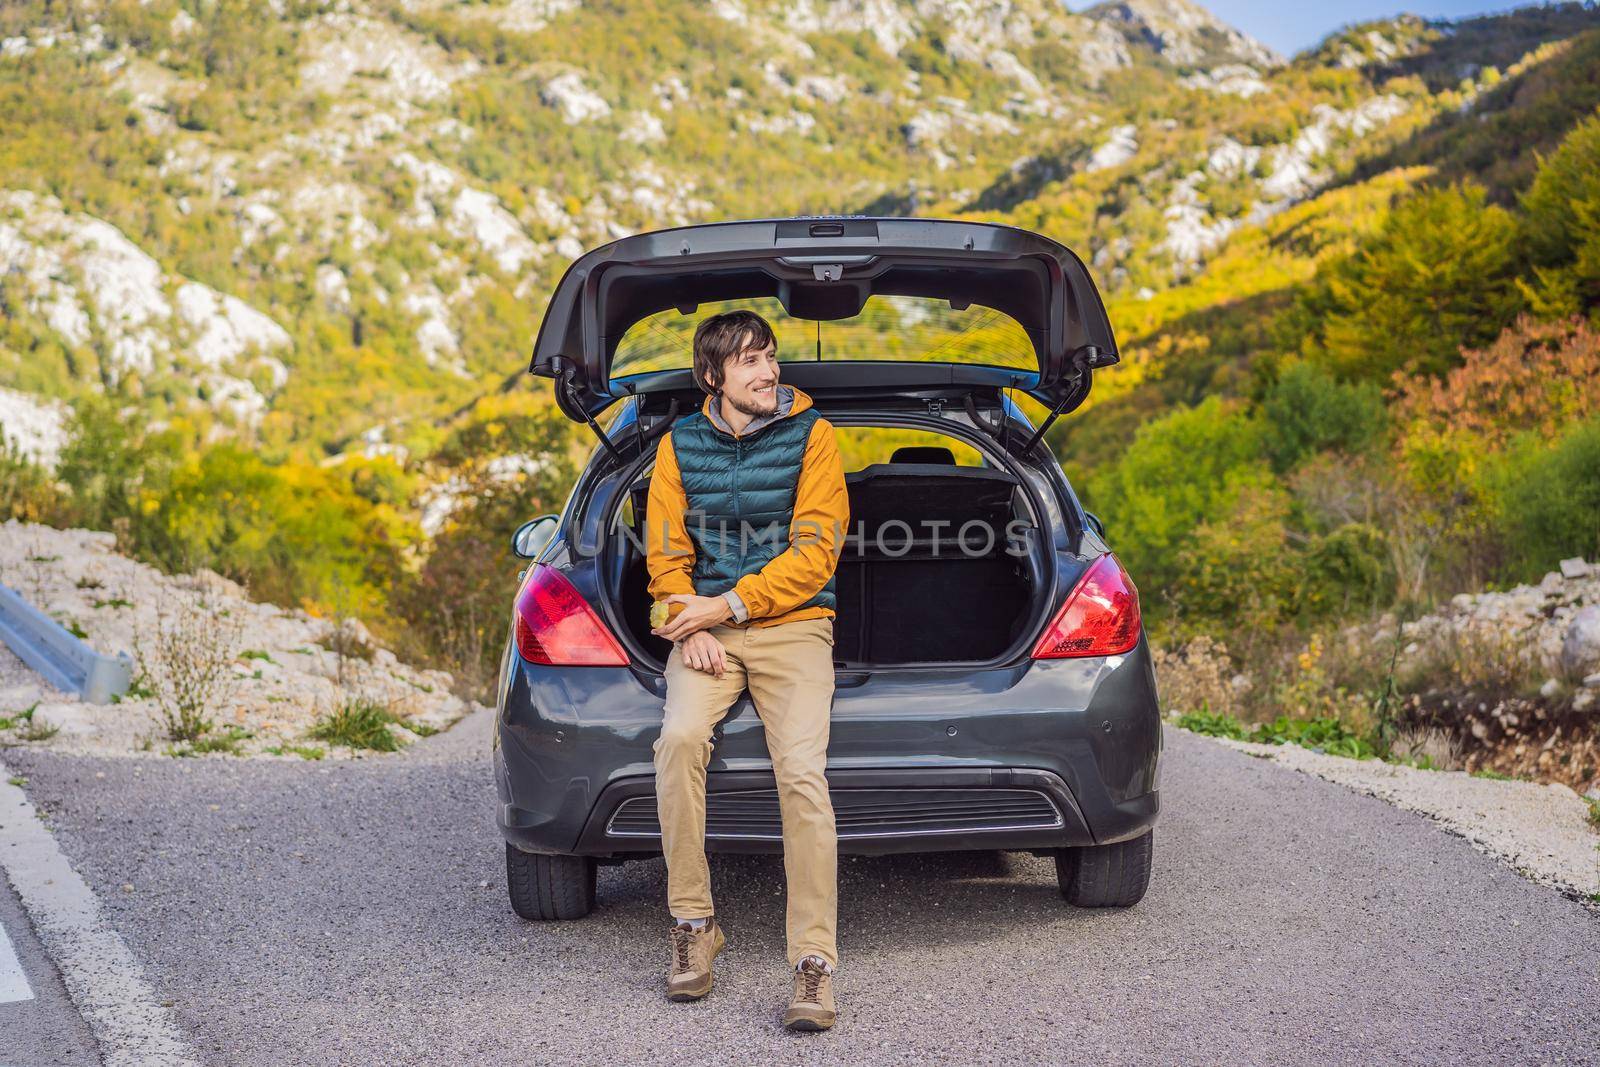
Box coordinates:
[644,308,849,1031]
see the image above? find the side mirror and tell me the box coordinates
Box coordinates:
[511,515,560,560]
[1083,511,1106,539]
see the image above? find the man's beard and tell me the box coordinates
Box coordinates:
[724,386,779,418]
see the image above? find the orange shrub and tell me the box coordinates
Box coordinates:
[1392,315,1600,448]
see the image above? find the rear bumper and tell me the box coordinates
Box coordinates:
[537,767,1155,857]
[497,745,1160,859]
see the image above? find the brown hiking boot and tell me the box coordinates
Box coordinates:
[666,918,725,1001]
[782,956,837,1031]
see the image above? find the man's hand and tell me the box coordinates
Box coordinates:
[652,592,732,642]
[676,630,728,677]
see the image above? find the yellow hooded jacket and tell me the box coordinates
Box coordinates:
[645,385,849,628]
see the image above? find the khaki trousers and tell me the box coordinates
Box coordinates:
[653,616,838,969]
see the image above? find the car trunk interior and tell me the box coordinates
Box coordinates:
[608,444,1046,667]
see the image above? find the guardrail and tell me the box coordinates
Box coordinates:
[0,583,131,704]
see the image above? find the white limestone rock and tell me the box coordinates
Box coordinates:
[1561,607,1600,680]
[0,388,67,467]
[175,282,291,369]
[1182,63,1269,98]
[540,71,611,124]
[1085,125,1138,172]
[300,14,474,103]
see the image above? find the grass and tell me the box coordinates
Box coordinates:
[166,726,252,757]
[91,597,134,610]
[5,705,60,742]
[7,776,25,787]
[17,718,60,741]
[308,699,414,752]
[1174,709,1383,760]
[55,617,89,639]
[260,743,326,759]
[1172,708,1248,740]
[239,649,278,664]
[1178,709,1595,803]
[111,675,157,704]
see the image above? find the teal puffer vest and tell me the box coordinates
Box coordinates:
[670,405,837,614]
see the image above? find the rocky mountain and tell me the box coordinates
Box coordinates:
[2,0,1598,465]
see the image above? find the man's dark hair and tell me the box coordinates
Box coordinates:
[692,310,777,395]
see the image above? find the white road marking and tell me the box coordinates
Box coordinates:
[0,756,199,1066]
[0,915,34,1004]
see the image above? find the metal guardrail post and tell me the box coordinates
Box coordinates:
[0,583,132,704]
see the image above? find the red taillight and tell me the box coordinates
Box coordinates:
[1031,554,1141,659]
[513,565,629,667]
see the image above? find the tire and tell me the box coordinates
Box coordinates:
[1055,830,1153,908]
[506,843,597,920]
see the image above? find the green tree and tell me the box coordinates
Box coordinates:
[54,397,182,538]
[1487,416,1600,582]
[1519,110,1600,315]
[1170,482,1299,645]
[1313,183,1520,381]
[0,437,66,523]
[1259,360,1388,473]
[1296,522,1395,619]
[1084,396,1274,602]
[146,446,418,621]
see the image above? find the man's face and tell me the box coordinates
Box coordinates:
[718,333,781,417]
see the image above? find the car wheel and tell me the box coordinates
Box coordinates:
[1055,831,1152,908]
[506,843,597,920]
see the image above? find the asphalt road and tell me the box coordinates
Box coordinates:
[2,719,1597,1066]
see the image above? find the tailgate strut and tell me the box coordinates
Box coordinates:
[961,346,1104,456]
[558,362,623,462]
[558,364,681,462]
[1018,346,1104,455]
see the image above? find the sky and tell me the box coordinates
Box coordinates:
[1067,1,1557,56]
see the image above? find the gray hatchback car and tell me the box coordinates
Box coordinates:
[495,217,1161,921]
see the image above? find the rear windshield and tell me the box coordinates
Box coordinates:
[610,296,1036,380]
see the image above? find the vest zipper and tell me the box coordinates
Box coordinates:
[732,434,746,588]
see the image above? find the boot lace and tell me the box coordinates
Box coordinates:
[798,965,825,1003]
[671,926,696,973]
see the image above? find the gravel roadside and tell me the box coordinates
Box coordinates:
[1197,733,1600,900]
